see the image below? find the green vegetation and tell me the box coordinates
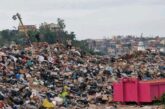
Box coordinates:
[153,93,165,108]
[160,93,165,109]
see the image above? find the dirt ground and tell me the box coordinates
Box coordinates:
[118,105,163,109]
[58,105,164,109]
[87,104,164,109]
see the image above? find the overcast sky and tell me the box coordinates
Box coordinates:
[0,0,165,39]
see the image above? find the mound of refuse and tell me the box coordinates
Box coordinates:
[0,42,164,108]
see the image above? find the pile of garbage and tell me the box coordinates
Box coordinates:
[0,42,164,109]
[113,50,165,80]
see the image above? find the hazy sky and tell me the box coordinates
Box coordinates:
[0,0,165,39]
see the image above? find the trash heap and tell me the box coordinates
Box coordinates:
[112,51,165,80]
[0,42,164,109]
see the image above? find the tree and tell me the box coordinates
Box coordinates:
[57,18,65,30]
[28,30,38,42]
[1,29,11,41]
[39,22,50,32]
[69,32,76,40]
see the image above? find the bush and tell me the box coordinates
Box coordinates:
[160,93,165,109]
[161,93,165,104]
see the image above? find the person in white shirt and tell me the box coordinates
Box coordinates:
[66,39,72,49]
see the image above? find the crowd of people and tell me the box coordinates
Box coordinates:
[0,41,164,109]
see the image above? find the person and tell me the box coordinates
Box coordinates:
[35,33,40,42]
[66,39,72,49]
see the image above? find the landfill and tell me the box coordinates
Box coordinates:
[0,41,164,109]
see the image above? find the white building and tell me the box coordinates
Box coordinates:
[137,41,145,51]
[48,23,61,31]
[40,22,61,32]
[160,48,165,53]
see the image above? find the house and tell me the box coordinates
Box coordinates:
[48,23,61,31]
[18,24,37,32]
[137,41,146,51]
[160,47,165,53]
[40,22,61,32]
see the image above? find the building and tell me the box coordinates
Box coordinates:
[160,47,165,53]
[137,41,145,51]
[40,22,61,32]
[48,23,61,31]
[18,24,37,32]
